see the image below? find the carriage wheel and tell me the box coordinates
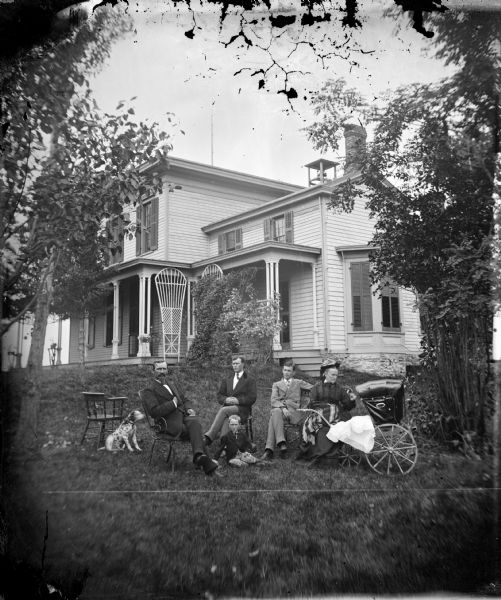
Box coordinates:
[338,444,362,468]
[365,424,418,475]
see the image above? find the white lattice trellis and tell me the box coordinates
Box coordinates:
[155,268,187,362]
[201,264,223,279]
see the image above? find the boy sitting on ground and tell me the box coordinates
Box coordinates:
[214,415,258,467]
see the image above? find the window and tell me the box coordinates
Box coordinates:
[136,197,159,255]
[350,261,373,331]
[218,228,242,254]
[107,216,124,265]
[264,211,293,243]
[381,282,401,331]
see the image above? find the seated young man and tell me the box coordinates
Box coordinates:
[204,356,256,445]
[260,360,312,461]
[142,362,220,476]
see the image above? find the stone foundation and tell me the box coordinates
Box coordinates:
[321,353,420,378]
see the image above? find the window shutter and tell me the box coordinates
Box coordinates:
[106,219,112,265]
[136,204,142,256]
[351,262,373,331]
[351,262,362,330]
[361,262,373,331]
[218,234,224,254]
[150,197,158,251]
[117,217,124,261]
[235,228,242,249]
[263,217,271,241]
[285,211,294,244]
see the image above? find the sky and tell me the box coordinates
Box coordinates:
[90,0,456,187]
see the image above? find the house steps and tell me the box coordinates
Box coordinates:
[273,349,324,377]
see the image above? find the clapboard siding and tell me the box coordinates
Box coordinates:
[288,263,314,348]
[291,199,322,246]
[167,184,273,263]
[209,198,322,256]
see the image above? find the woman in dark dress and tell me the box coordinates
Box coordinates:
[296,359,356,465]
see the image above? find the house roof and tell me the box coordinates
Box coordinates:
[141,155,303,195]
[201,170,364,234]
[192,241,321,269]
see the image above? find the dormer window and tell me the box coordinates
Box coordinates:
[264,211,293,244]
[218,228,242,254]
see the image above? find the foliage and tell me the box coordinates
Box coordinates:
[1,5,172,347]
[219,289,282,364]
[304,11,498,447]
[187,268,258,364]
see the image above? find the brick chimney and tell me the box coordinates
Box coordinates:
[343,123,367,175]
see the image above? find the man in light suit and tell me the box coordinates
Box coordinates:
[204,356,256,445]
[142,362,220,476]
[260,360,312,460]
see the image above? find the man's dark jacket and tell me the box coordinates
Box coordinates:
[217,371,256,421]
[142,378,194,437]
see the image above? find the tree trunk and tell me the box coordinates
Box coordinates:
[14,251,57,451]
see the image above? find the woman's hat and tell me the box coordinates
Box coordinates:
[320,358,340,375]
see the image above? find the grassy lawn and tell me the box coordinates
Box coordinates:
[2,364,498,599]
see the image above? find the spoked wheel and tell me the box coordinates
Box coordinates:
[338,443,362,468]
[365,423,418,475]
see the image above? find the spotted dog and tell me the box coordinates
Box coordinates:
[103,410,145,452]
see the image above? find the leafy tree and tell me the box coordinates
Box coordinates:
[220,289,282,364]
[305,10,499,449]
[1,6,173,449]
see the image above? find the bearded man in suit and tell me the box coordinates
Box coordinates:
[259,360,312,460]
[204,356,256,445]
[142,362,220,476]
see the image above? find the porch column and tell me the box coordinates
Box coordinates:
[145,275,151,336]
[187,279,196,351]
[111,280,120,359]
[265,259,281,351]
[137,274,151,358]
[56,316,63,365]
[311,262,320,348]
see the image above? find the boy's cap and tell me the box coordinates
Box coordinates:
[228,415,241,424]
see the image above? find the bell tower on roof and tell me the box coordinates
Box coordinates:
[304,158,339,186]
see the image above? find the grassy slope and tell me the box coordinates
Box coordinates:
[2,364,497,599]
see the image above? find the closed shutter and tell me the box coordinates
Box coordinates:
[263,217,271,241]
[218,234,224,254]
[235,228,242,249]
[360,262,373,331]
[136,204,142,256]
[285,211,294,244]
[150,197,158,251]
[117,217,124,262]
[351,262,373,331]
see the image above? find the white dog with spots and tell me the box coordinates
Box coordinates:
[102,410,145,452]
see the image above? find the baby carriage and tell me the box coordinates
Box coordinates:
[303,379,418,475]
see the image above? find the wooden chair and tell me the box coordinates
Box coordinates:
[138,390,187,472]
[80,392,126,449]
[243,409,254,443]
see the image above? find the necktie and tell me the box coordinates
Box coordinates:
[233,373,240,389]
